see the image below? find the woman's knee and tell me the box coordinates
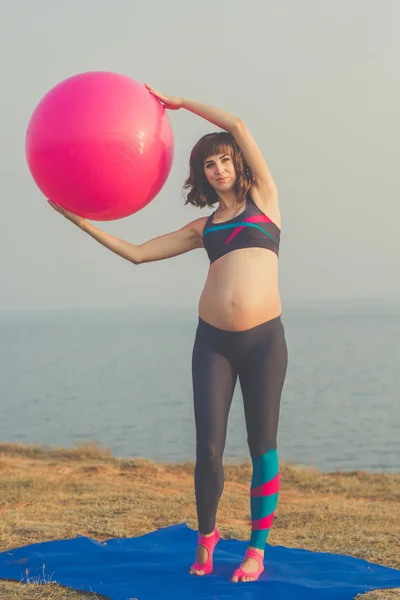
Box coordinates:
[248,438,277,458]
[246,418,279,457]
[196,444,224,472]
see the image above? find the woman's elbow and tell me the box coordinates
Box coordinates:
[230,117,245,134]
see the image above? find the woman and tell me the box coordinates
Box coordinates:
[49,85,288,583]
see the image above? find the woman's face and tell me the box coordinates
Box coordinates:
[203,151,237,192]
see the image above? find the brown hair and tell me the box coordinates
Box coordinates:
[183,131,254,208]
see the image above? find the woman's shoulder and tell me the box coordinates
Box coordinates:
[185,215,211,237]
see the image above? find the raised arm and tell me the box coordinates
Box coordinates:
[146,84,278,201]
[48,201,205,265]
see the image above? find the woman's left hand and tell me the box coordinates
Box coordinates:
[145,83,183,110]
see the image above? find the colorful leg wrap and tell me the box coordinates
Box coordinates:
[249,448,280,550]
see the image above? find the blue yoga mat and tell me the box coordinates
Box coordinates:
[0,523,399,599]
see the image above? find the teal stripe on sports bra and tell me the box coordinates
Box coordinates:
[203,222,277,244]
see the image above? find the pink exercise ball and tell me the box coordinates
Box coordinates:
[25,71,174,220]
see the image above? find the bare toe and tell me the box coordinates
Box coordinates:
[190,568,205,576]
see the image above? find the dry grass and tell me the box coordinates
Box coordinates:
[0,441,399,599]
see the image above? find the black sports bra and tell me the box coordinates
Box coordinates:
[202,195,280,264]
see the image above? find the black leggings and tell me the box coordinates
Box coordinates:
[192,315,288,534]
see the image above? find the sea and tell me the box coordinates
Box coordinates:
[0,305,399,474]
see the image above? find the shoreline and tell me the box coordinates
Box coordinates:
[1,441,398,476]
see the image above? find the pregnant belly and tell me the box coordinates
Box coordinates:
[198,248,282,331]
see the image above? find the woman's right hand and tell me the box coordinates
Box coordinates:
[48,200,86,229]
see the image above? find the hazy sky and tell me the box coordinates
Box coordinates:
[1,0,399,311]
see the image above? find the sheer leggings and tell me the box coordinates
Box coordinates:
[192,315,288,534]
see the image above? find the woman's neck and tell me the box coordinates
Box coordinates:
[216,190,240,211]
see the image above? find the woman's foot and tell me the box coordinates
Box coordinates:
[190,540,211,576]
[190,528,220,576]
[231,547,265,582]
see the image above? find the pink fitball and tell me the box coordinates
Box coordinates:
[25,71,174,220]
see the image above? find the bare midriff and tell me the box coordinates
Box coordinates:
[198,247,281,332]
